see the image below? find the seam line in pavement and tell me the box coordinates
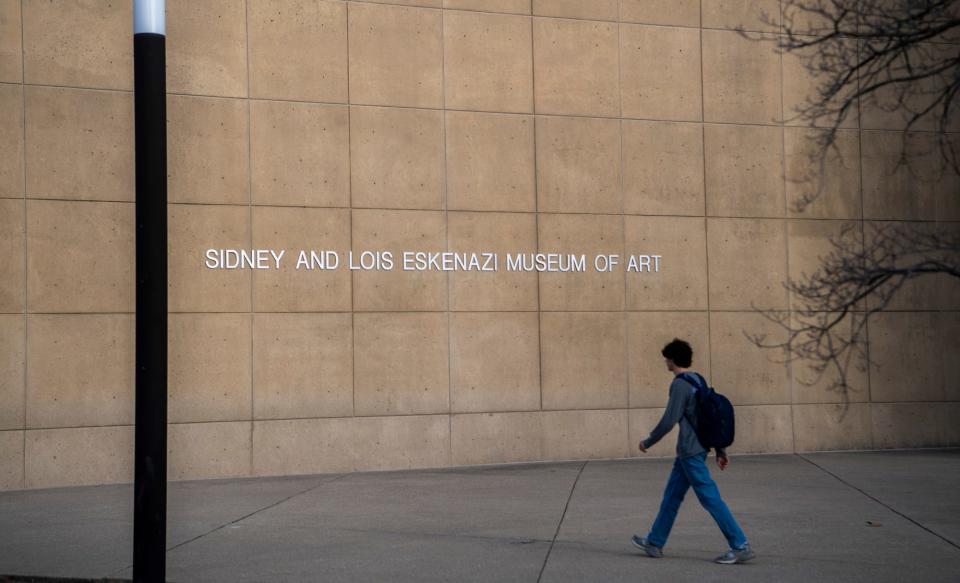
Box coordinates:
[536,461,588,583]
[796,454,960,552]
[106,475,348,577]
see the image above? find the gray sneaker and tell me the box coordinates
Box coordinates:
[630,535,663,558]
[714,545,755,564]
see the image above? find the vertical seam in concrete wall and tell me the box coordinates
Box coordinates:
[617,9,631,451]
[347,1,356,421]
[243,0,256,476]
[531,13,544,415]
[855,35,875,446]
[20,0,28,490]
[779,0,797,453]
[698,1,713,382]
[441,6,453,468]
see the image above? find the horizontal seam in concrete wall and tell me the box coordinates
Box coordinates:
[339,0,960,45]
[6,81,959,135]
[14,309,960,316]
[9,401,959,432]
[16,198,960,224]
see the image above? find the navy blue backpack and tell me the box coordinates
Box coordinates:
[678,373,735,450]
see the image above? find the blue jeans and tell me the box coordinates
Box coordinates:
[646,452,748,550]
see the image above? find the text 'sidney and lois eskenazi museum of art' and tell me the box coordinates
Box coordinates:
[0,1,958,492]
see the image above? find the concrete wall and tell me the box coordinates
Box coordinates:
[0,0,958,490]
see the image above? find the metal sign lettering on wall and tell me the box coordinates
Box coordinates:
[203,249,662,274]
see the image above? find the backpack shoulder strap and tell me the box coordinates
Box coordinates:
[694,373,709,391]
[677,372,704,392]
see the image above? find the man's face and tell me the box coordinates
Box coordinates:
[664,357,676,372]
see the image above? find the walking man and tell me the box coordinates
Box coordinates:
[631,339,755,564]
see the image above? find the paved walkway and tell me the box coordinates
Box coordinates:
[1,450,958,582]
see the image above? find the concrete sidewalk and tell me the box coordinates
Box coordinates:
[1,450,958,582]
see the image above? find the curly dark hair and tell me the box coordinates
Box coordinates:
[661,338,693,368]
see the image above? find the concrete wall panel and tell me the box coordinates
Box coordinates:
[445,112,535,212]
[704,124,784,218]
[0,430,23,490]
[348,3,443,108]
[701,0,780,33]
[351,209,448,311]
[538,213,624,311]
[533,0,618,21]
[785,128,861,219]
[861,132,938,221]
[789,313,870,405]
[168,95,250,205]
[624,216,708,310]
[726,405,793,454]
[354,312,450,416]
[350,106,444,210]
[782,42,859,129]
[0,84,24,199]
[620,0,699,27]
[250,100,350,208]
[864,222,941,312]
[702,30,780,124]
[252,207,352,312]
[0,315,24,431]
[448,211,538,311]
[253,417,355,476]
[709,311,791,405]
[444,11,533,113]
[444,0,530,15]
[535,116,621,214]
[943,313,960,402]
[620,24,701,122]
[707,218,788,310]
[533,18,619,117]
[260,414,451,476]
[450,312,540,413]
[351,415,450,472]
[451,412,543,465]
[364,0,443,9]
[540,312,627,410]
[622,120,704,216]
[786,219,861,311]
[22,0,131,90]
[0,199,24,313]
[868,312,943,403]
[26,200,134,313]
[0,0,22,83]
[247,0,348,103]
[168,421,251,481]
[793,403,873,452]
[168,204,251,313]
[253,313,353,420]
[25,426,132,489]
[26,314,133,429]
[541,409,629,461]
[872,403,960,449]
[166,0,247,97]
[169,313,253,423]
[25,87,133,202]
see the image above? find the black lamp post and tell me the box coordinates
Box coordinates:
[133,1,167,581]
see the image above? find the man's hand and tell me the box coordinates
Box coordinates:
[716,454,729,471]
[638,440,648,453]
